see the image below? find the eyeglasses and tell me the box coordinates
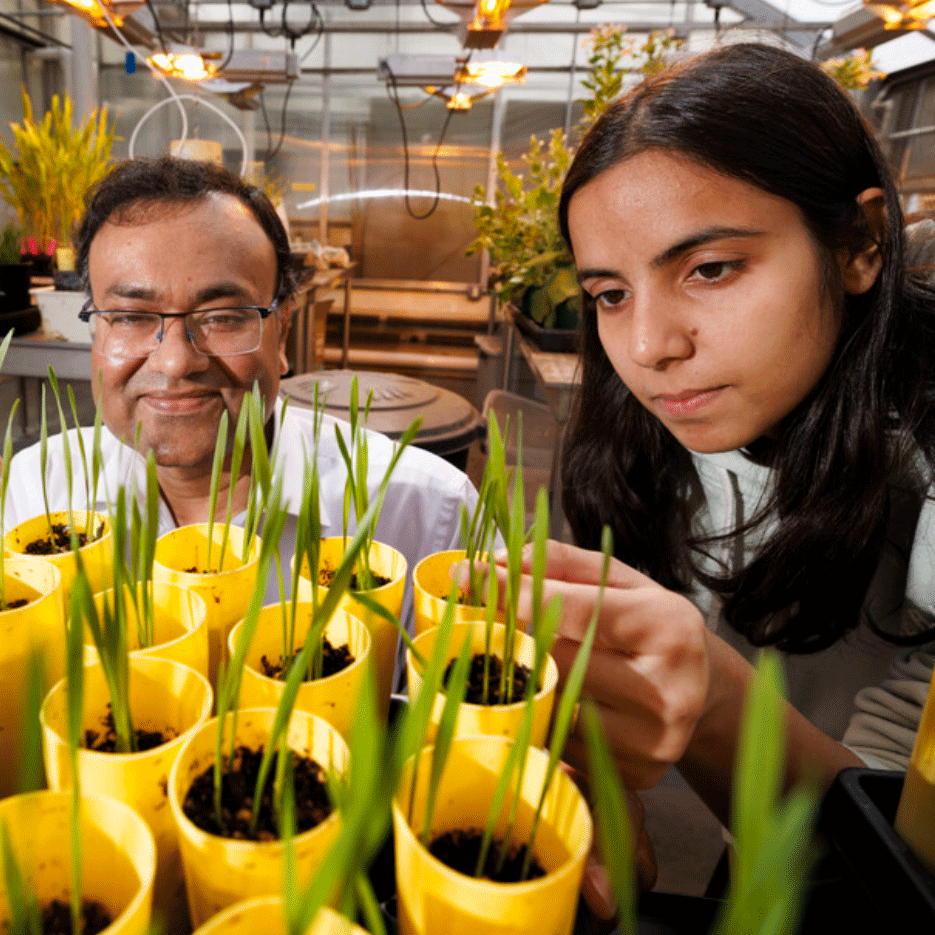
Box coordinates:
[79,299,279,359]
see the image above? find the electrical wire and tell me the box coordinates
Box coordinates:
[261,79,296,161]
[385,65,458,221]
[419,0,455,29]
[97,1,189,147]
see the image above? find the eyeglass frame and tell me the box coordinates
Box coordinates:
[78,297,281,359]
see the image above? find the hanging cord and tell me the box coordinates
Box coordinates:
[261,2,322,161]
[98,1,189,146]
[420,0,454,29]
[384,62,460,221]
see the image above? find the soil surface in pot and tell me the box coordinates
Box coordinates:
[429,829,545,882]
[84,705,175,753]
[318,565,391,590]
[24,521,105,555]
[42,898,112,935]
[0,598,30,610]
[182,745,331,841]
[442,653,535,706]
[260,636,355,680]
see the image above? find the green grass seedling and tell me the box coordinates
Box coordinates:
[333,376,422,593]
[76,489,135,752]
[17,649,45,794]
[0,393,20,609]
[1,819,42,935]
[581,702,638,935]
[713,651,820,935]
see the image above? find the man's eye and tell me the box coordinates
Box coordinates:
[198,309,252,329]
[105,311,155,328]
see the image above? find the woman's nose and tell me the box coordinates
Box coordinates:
[627,297,694,370]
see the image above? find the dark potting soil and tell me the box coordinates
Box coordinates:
[42,898,112,935]
[84,705,173,753]
[429,828,546,882]
[259,636,355,680]
[24,522,105,556]
[318,566,391,590]
[183,566,220,574]
[442,653,535,706]
[182,745,331,841]
[0,598,29,610]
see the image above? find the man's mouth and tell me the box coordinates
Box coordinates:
[141,392,217,415]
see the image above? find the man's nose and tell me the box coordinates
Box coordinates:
[145,316,211,377]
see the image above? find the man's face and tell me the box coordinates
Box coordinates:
[87,193,289,471]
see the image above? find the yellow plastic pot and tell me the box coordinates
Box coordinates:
[193,897,368,935]
[297,538,406,723]
[3,510,111,612]
[0,557,63,798]
[228,604,371,741]
[0,790,156,935]
[168,707,349,928]
[895,666,935,875]
[392,735,592,935]
[153,523,262,689]
[407,622,558,748]
[412,550,504,637]
[41,656,213,935]
[86,582,209,681]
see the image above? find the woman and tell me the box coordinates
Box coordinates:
[511,42,935,827]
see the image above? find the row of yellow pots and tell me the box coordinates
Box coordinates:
[0,530,585,935]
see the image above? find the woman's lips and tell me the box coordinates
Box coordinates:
[655,387,726,418]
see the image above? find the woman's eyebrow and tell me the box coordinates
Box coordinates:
[576,226,766,284]
[650,226,765,268]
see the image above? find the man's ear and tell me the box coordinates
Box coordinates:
[841,187,886,296]
[278,298,292,376]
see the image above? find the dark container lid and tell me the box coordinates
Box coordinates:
[280,369,484,459]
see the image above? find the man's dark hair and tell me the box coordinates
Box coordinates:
[75,156,295,304]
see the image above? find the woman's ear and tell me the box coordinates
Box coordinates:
[841,187,886,295]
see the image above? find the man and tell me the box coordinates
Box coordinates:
[4,156,478,635]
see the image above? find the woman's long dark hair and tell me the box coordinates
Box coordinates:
[558,42,935,651]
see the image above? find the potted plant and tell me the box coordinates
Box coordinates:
[152,400,267,689]
[0,88,114,276]
[0,332,66,800]
[2,600,156,935]
[407,430,560,747]
[40,494,214,935]
[3,369,111,611]
[467,28,684,345]
[296,379,422,722]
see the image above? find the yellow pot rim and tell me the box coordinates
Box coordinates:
[0,556,62,612]
[4,510,112,552]
[229,605,372,689]
[167,707,346,856]
[153,523,262,582]
[315,536,407,596]
[409,621,559,713]
[40,656,214,764]
[393,736,592,891]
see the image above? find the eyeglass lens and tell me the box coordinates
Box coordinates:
[89,308,264,358]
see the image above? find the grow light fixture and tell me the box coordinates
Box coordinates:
[864,0,935,28]
[147,45,220,82]
[51,0,144,28]
[435,0,550,49]
[455,58,527,88]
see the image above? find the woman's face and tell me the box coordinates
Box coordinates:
[567,150,843,454]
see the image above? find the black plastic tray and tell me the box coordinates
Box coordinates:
[513,310,578,353]
[817,767,935,926]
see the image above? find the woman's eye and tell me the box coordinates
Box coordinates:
[690,260,742,283]
[593,288,628,309]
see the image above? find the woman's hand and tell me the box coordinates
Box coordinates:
[457,539,710,789]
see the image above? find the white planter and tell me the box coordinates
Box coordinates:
[35,288,89,343]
